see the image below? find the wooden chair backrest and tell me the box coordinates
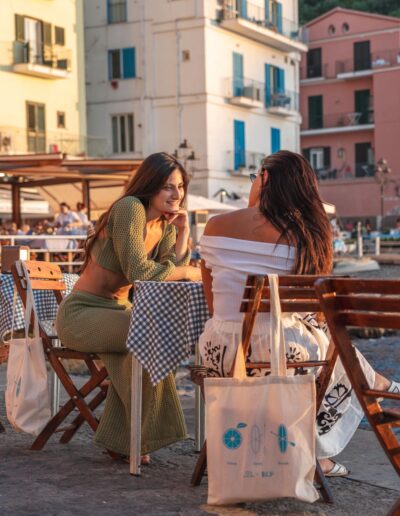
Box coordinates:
[238,274,336,409]
[315,277,400,474]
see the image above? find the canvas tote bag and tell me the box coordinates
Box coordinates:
[6,263,51,435]
[204,274,318,505]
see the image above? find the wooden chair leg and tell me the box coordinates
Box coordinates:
[31,397,77,450]
[191,441,207,486]
[59,385,107,444]
[315,461,334,504]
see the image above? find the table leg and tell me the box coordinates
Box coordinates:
[50,338,61,416]
[130,354,142,476]
[194,346,205,452]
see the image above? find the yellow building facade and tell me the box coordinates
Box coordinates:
[0,0,103,157]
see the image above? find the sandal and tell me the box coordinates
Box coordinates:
[140,454,151,465]
[324,460,350,478]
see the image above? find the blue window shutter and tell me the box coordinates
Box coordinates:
[239,0,247,19]
[277,68,285,93]
[264,0,269,23]
[233,52,244,96]
[276,2,283,33]
[107,0,111,23]
[234,120,246,170]
[271,127,281,153]
[122,47,136,79]
[265,64,271,106]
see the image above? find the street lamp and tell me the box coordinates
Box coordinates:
[173,139,197,176]
[374,157,392,229]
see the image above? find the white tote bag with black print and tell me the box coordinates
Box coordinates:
[6,263,51,435]
[204,274,318,505]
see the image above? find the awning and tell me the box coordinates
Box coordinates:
[187,195,236,212]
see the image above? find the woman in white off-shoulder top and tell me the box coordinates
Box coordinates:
[199,150,399,478]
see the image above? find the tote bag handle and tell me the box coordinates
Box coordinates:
[233,273,287,378]
[11,262,40,343]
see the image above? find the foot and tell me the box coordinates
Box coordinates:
[388,380,400,394]
[141,454,151,465]
[320,458,350,477]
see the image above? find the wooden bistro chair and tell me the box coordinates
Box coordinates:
[315,278,400,513]
[191,274,338,504]
[11,260,108,450]
[0,338,9,433]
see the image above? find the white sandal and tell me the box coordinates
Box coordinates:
[324,461,350,478]
[388,380,400,394]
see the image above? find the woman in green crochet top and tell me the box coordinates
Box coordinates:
[56,152,201,461]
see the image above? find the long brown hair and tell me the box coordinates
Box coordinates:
[81,152,189,271]
[259,150,333,274]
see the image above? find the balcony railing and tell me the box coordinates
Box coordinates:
[266,89,299,112]
[229,150,265,174]
[315,163,375,181]
[300,63,330,80]
[221,0,306,43]
[224,77,264,103]
[13,41,71,71]
[0,126,108,157]
[301,111,374,131]
[336,48,400,75]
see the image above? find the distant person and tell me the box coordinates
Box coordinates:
[395,218,400,231]
[365,219,372,235]
[75,202,92,235]
[55,202,83,235]
[344,219,353,232]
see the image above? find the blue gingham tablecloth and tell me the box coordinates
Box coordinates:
[126,281,210,385]
[0,273,78,341]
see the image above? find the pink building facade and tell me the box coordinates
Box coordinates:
[300,8,400,226]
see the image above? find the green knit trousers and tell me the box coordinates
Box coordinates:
[56,291,187,456]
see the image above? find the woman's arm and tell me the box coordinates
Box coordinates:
[200,259,213,315]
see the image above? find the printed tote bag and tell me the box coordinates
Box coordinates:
[204,274,318,505]
[6,263,51,435]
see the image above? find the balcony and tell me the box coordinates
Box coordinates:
[315,163,375,181]
[336,49,400,79]
[266,89,299,115]
[219,1,307,53]
[12,41,72,79]
[301,111,374,136]
[300,63,333,81]
[228,150,265,175]
[224,78,264,108]
[0,126,108,157]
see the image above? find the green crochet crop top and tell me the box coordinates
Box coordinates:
[91,196,190,284]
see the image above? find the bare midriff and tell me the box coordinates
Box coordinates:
[73,257,131,300]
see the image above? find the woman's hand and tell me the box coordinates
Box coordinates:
[185,265,202,282]
[164,208,190,233]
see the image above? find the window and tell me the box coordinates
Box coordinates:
[57,111,66,128]
[307,48,322,78]
[342,22,349,33]
[26,102,46,152]
[107,0,127,24]
[354,41,371,72]
[55,26,65,46]
[108,47,136,80]
[271,127,281,154]
[328,24,335,35]
[112,114,134,153]
[308,95,323,129]
[265,64,285,106]
[355,142,374,177]
[234,120,246,170]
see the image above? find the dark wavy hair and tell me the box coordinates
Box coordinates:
[81,152,189,272]
[259,150,333,274]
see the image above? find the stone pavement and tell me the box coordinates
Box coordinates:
[0,362,399,516]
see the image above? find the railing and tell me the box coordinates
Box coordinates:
[266,89,299,111]
[0,235,86,273]
[0,125,108,158]
[225,77,265,102]
[315,163,375,181]
[301,111,374,131]
[221,0,305,42]
[336,48,400,75]
[300,63,329,80]
[13,41,72,71]
[229,150,265,174]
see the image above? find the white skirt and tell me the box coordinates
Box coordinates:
[199,314,375,459]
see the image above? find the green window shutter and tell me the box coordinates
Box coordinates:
[355,89,370,124]
[271,127,281,153]
[265,63,271,106]
[323,147,331,168]
[308,95,323,129]
[15,14,25,42]
[122,47,135,79]
[234,120,246,170]
[233,52,244,96]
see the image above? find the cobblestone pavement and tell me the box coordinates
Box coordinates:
[0,265,399,515]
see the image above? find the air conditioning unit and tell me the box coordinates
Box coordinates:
[243,85,261,101]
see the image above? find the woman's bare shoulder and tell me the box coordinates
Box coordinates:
[204,208,258,237]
